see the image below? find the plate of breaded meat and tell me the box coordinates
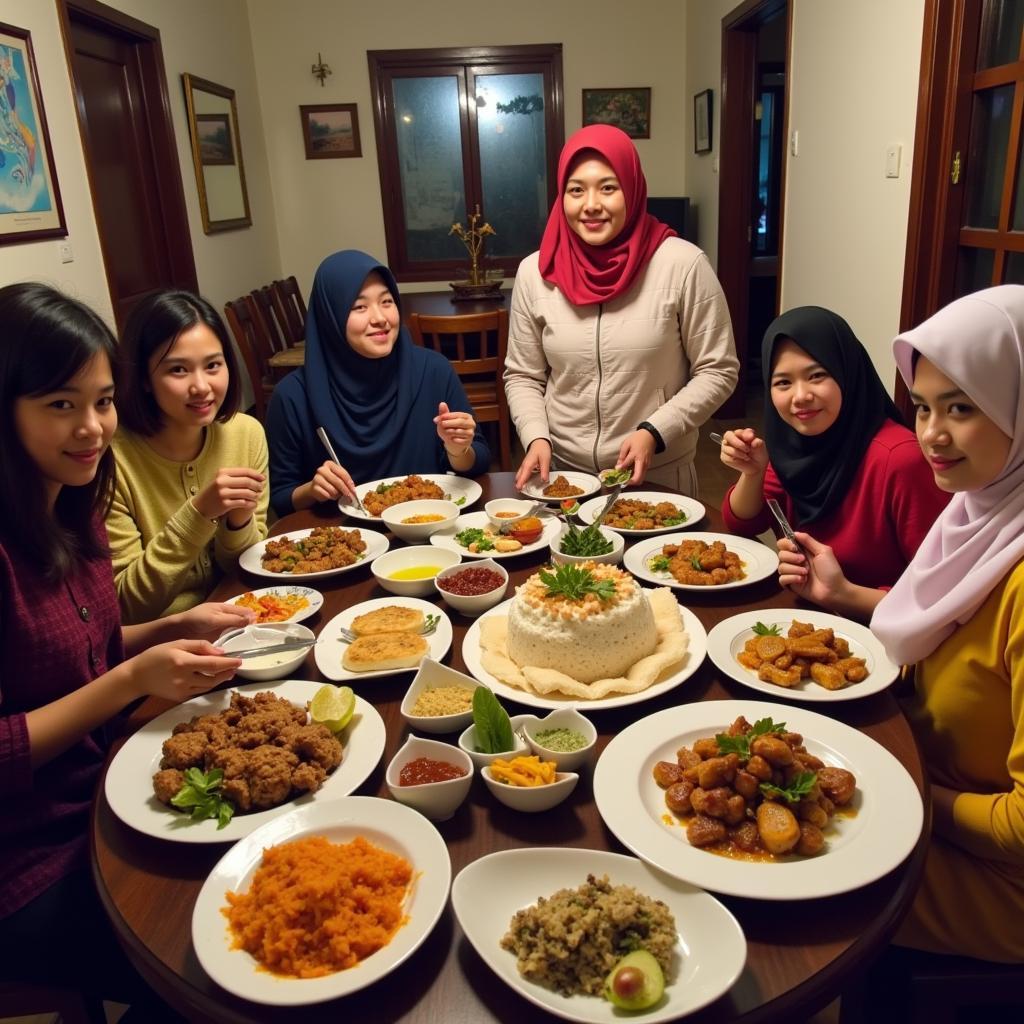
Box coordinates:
[239,526,389,581]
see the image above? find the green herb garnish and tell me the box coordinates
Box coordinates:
[760,771,816,803]
[455,527,495,551]
[648,554,671,573]
[600,467,632,487]
[751,621,782,636]
[538,564,617,602]
[454,495,467,506]
[472,686,514,754]
[663,512,689,526]
[170,767,235,829]
[375,481,397,493]
[558,522,614,557]
[714,717,787,760]
[689,554,704,572]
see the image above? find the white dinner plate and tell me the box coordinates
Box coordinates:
[238,527,389,582]
[225,585,324,624]
[429,510,561,560]
[594,699,923,900]
[314,597,453,682]
[577,491,706,535]
[519,470,602,503]
[104,680,386,843]
[624,532,780,591]
[452,848,745,1023]
[192,797,450,1005]
[707,610,900,703]
[460,596,708,711]
[341,474,483,520]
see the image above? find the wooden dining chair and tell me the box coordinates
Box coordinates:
[249,285,289,353]
[271,275,307,347]
[223,295,277,421]
[407,308,512,470]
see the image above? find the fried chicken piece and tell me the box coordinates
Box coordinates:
[152,768,186,805]
[788,619,815,638]
[737,650,761,670]
[817,767,857,806]
[758,663,802,688]
[810,661,848,690]
[160,731,208,770]
[247,747,300,808]
[279,723,343,770]
[835,657,869,682]
[291,760,327,794]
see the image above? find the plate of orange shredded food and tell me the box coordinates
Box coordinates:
[238,526,389,581]
[593,700,923,900]
[706,610,899,702]
[227,585,323,624]
[341,473,483,520]
[624,532,779,590]
[191,796,450,1005]
[103,681,386,843]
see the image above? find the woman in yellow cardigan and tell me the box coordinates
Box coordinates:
[872,285,1024,965]
[107,291,268,623]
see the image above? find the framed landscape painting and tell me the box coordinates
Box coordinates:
[0,21,67,244]
[582,87,651,139]
[195,113,235,165]
[300,103,362,159]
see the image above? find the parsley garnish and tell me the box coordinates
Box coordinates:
[170,767,235,829]
[455,527,494,551]
[538,564,616,601]
[714,717,787,760]
[760,771,816,803]
[751,621,782,636]
[648,554,671,572]
[689,554,704,571]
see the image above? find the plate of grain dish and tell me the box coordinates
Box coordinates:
[341,473,483,519]
[227,585,323,624]
[314,597,453,682]
[192,796,450,1005]
[519,470,601,502]
[239,526,389,581]
[707,610,900,703]
[451,847,745,1023]
[593,700,923,900]
[624,532,780,591]
[460,562,708,711]
[104,680,386,843]
[429,510,562,559]
[576,491,706,535]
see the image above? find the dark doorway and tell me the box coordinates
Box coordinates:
[58,0,196,329]
[717,0,790,417]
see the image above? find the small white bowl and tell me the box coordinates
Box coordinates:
[484,497,535,530]
[371,545,461,597]
[458,713,532,771]
[434,558,509,616]
[386,735,473,821]
[216,622,315,682]
[401,658,479,734]
[381,499,460,542]
[481,762,579,813]
[520,708,598,772]
[549,524,625,566]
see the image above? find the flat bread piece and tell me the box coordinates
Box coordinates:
[342,632,428,672]
[350,606,425,637]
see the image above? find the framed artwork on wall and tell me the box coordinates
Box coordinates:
[581,87,651,139]
[195,113,235,165]
[694,89,713,154]
[300,103,362,159]
[0,21,67,245]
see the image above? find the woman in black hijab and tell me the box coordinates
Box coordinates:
[719,306,948,619]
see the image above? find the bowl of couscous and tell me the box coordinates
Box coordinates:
[400,659,479,734]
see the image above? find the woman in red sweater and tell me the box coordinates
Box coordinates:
[721,306,948,620]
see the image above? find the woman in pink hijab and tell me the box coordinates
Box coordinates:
[872,285,1024,964]
[504,125,738,494]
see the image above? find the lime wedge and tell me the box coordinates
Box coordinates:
[310,684,355,733]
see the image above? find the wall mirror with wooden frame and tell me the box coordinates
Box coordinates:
[182,72,251,233]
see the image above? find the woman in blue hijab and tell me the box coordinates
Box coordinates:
[266,250,489,514]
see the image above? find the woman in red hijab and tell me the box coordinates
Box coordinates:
[505,124,738,493]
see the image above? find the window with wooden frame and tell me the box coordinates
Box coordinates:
[367,44,564,282]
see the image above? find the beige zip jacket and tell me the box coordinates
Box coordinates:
[504,238,738,487]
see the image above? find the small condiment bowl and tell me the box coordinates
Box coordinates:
[434,558,509,616]
[401,658,479,734]
[520,708,598,772]
[549,524,625,567]
[484,497,535,530]
[385,734,473,821]
[381,499,460,543]
[215,622,315,682]
[481,763,579,813]
[370,545,461,597]
[458,713,532,771]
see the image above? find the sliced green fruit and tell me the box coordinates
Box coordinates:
[310,684,355,733]
[603,949,665,1011]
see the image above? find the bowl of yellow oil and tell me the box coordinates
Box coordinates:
[370,544,462,596]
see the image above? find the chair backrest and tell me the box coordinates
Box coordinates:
[250,285,289,353]
[271,275,307,347]
[224,296,275,420]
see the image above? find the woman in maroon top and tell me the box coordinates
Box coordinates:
[720,306,948,620]
[0,284,249,1020]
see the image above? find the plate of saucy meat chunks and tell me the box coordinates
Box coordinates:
[577,491,706,535]
[707,610,900,702]
[624,532,779,590]
[594,700,923,900]
[239,526,389,581]
[341,473,482,520]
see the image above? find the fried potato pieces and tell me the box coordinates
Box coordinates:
[736,620,868,691]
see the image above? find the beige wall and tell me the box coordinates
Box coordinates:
[245,0,688,296]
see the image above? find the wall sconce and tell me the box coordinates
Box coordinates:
[311,53,332,87]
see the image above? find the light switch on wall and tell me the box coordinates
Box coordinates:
[790,130,799,157]
[59,241,74,263]
[885,144,902,178]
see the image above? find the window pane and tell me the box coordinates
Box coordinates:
[1010,103,1024,230]
[1004,250,1024,283]
[474,72,548,258]
[977,0,1024,70]
[392,76,467,263]
[964,85,1014,229]
[954,246,996,297]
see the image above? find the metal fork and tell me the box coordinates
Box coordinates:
[316,426,366,513]
[590,482,627,529]
[334,614,441,644]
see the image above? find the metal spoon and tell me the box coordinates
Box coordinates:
[590,482,627,530]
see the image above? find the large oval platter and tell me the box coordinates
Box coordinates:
[239,527,388,582]
[340,474,482,520]
[624,532,779,591]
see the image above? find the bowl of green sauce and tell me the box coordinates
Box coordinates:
[521,707,597,772]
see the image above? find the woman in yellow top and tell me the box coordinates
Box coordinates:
[872,285,1024,963]
[107,291,269,623]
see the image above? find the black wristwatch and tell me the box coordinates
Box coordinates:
[637,421,666,454]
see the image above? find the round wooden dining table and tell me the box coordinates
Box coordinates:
[91,473,929,1024]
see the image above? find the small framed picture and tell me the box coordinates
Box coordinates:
[694,89,713,154]
[195,114,235,165]
[581,87,651,140]
[299,103,362,159]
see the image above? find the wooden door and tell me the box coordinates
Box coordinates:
[58,0,196,328]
